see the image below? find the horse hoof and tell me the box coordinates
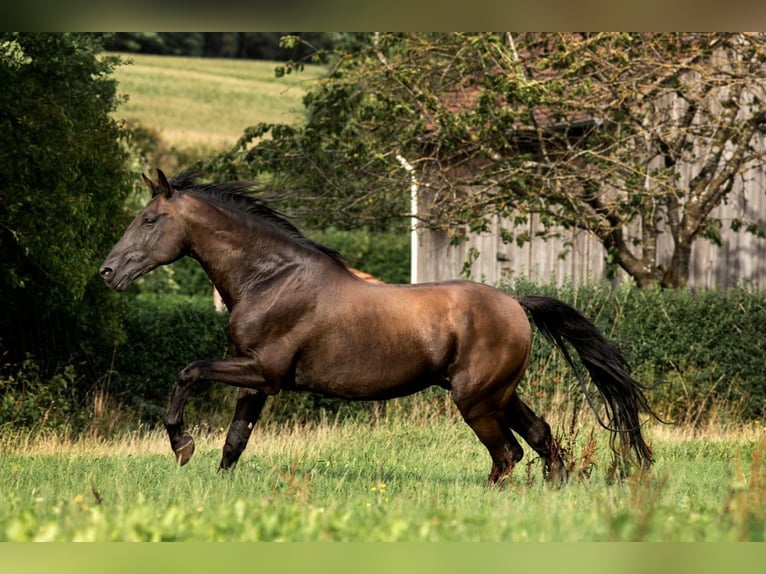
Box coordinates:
[174,433,195,466]
[545,462,569,485]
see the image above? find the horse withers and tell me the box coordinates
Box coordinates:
[101,170,660,484]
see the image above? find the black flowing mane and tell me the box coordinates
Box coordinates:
[170,172,346,267]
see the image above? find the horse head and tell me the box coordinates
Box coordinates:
[100,169,188,291]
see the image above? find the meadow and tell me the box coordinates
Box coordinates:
[110,52,323,150]
[1,407,764,542]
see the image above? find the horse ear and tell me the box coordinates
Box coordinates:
[156,169,175,199]
[142,173,159,195]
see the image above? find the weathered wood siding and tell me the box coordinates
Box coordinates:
[415,171,766,289]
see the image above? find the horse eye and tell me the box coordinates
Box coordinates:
[143,216,157,227]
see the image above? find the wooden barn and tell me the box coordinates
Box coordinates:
[409,36,766,290]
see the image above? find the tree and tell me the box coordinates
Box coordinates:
[0,33,134,359]
[210,33,766,287]
[98,32,339,61]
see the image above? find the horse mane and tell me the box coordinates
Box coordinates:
[169,172,347,268]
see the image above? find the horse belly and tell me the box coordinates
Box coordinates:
[292,329,451,400]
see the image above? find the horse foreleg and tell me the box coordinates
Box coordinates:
[164,357,269,466]
[219,388,267,471]
[165,381,196,466]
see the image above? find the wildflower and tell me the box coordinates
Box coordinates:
[370,482,387,493]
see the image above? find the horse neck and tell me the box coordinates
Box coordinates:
[180,196,321,308]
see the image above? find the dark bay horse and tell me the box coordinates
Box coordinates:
[101,170,659,483]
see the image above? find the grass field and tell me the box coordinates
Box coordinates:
[110,53,322,150]
[1,411,764,542]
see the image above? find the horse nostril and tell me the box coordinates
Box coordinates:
[100,267,113,280]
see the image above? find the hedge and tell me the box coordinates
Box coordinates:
[506,278,766,423]
[2,282,764,431]
[105,281,766,426]
[105,295,230,424]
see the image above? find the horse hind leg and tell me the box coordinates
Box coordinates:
[465,413,524,485]
[452,390,524,485]
[506,394,568,483]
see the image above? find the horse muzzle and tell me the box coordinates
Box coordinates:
[99,265,124,291]
[99,262,135,292]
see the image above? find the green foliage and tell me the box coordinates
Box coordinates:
[104,283,766,430]
[4,280,765,433]
[0,33,134,347]
[309,228,410,284]
[506,278,766,422]
[209,33,766,288]
[616,287,766,422]
[0,359,85,431]
[205,34,427,232]
[104,296,230,422]
[99,32,338,61]
[130,258,213,298]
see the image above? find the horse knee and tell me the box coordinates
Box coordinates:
[178,361,204,385]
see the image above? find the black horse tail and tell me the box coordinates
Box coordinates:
[515,295,661,470]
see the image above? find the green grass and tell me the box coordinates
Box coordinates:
[110,53,322,150]
[1,414,764,541]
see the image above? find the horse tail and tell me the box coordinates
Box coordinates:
[515,295,660,470]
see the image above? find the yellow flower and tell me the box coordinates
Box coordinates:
[370,482,387,494]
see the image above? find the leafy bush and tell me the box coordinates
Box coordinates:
[0,33,133,340]
[0,359,84,431]
[110,282,765,428]
[505,278,766,423]
[308,227,410,284]
[3,282,764,432]
[105,295,230,424]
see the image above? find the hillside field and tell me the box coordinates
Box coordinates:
[109,52,322,150]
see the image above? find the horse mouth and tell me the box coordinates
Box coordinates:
[100,271,132,292]
[111,275,133,292]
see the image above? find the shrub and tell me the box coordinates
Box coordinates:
[505,278,766,423]
[0,358,85,431]
[105,295,230,424]
[3,282,764,433]
[109,282,765,429]
[308,228,410,284]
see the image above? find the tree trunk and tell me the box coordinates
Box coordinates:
[662,242,692,288]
